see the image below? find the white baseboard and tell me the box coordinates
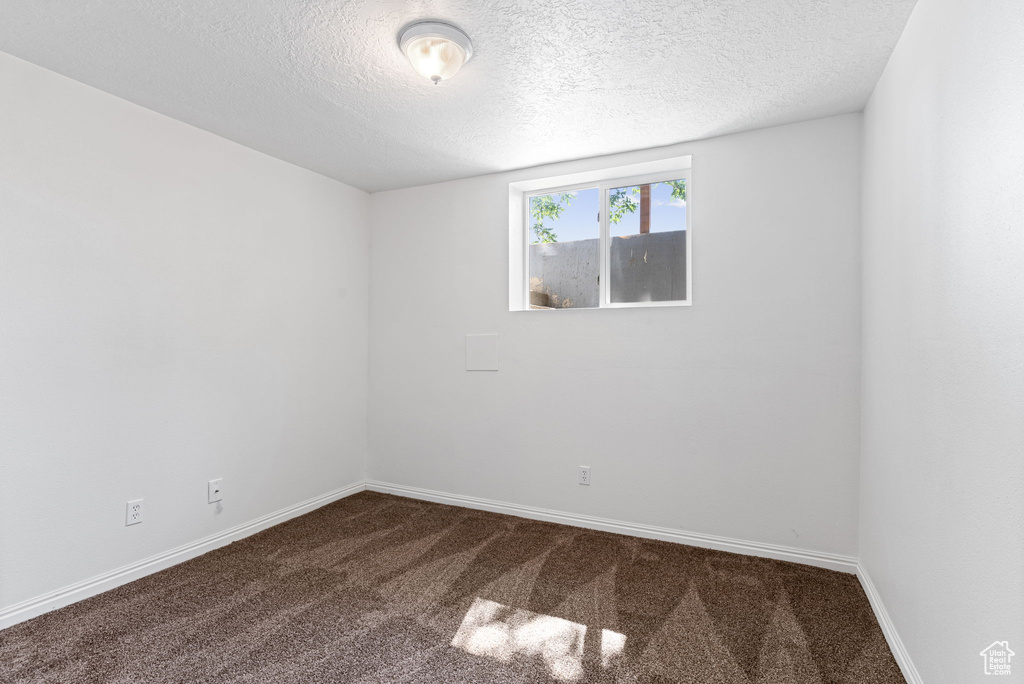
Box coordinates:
[365,480,858,574]
[0,481,366,631]
[857,563,921,684]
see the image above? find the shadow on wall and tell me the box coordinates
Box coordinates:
[529,231,687,308]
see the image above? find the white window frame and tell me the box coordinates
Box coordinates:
[510,156,692,311]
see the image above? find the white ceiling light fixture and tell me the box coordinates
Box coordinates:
[398,21,473,85]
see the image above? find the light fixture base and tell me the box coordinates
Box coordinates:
[398,21,474,63]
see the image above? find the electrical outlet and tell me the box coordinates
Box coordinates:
[126,499,143,526]
[208,478,223,503]
[578,466,592,486]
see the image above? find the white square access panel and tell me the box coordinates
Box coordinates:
[465,334,498,371]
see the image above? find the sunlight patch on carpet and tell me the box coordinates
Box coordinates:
[451,597,626,681]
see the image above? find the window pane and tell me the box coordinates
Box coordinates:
[528,188,599,309]
[608,179,687,303]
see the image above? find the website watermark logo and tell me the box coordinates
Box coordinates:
[980,641,1014,676]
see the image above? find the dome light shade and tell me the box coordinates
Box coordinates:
[399,21,473,84]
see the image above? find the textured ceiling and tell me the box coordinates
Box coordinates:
[0,1,916,192]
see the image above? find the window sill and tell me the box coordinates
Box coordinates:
[511,300,691,312]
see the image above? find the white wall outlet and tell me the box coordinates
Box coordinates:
[208,478,223,503]
[578,466,592,486]
[126,499,143,526]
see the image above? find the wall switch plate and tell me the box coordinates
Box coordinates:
[578,466,592,486]
[126,499,143,526]
[208,478,223,503]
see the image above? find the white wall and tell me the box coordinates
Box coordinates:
[0,52,369,611]
[368,114,863,557]
[860,1,1024,681]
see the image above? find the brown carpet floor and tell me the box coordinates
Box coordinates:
[0,491,905,683]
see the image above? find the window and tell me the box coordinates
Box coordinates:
[509,157,691,310]
[527,188,600,308]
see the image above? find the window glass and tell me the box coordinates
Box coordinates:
[528,188,599,309]
[608,180,687,303]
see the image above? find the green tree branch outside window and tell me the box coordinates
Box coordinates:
[530,180,685,244]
